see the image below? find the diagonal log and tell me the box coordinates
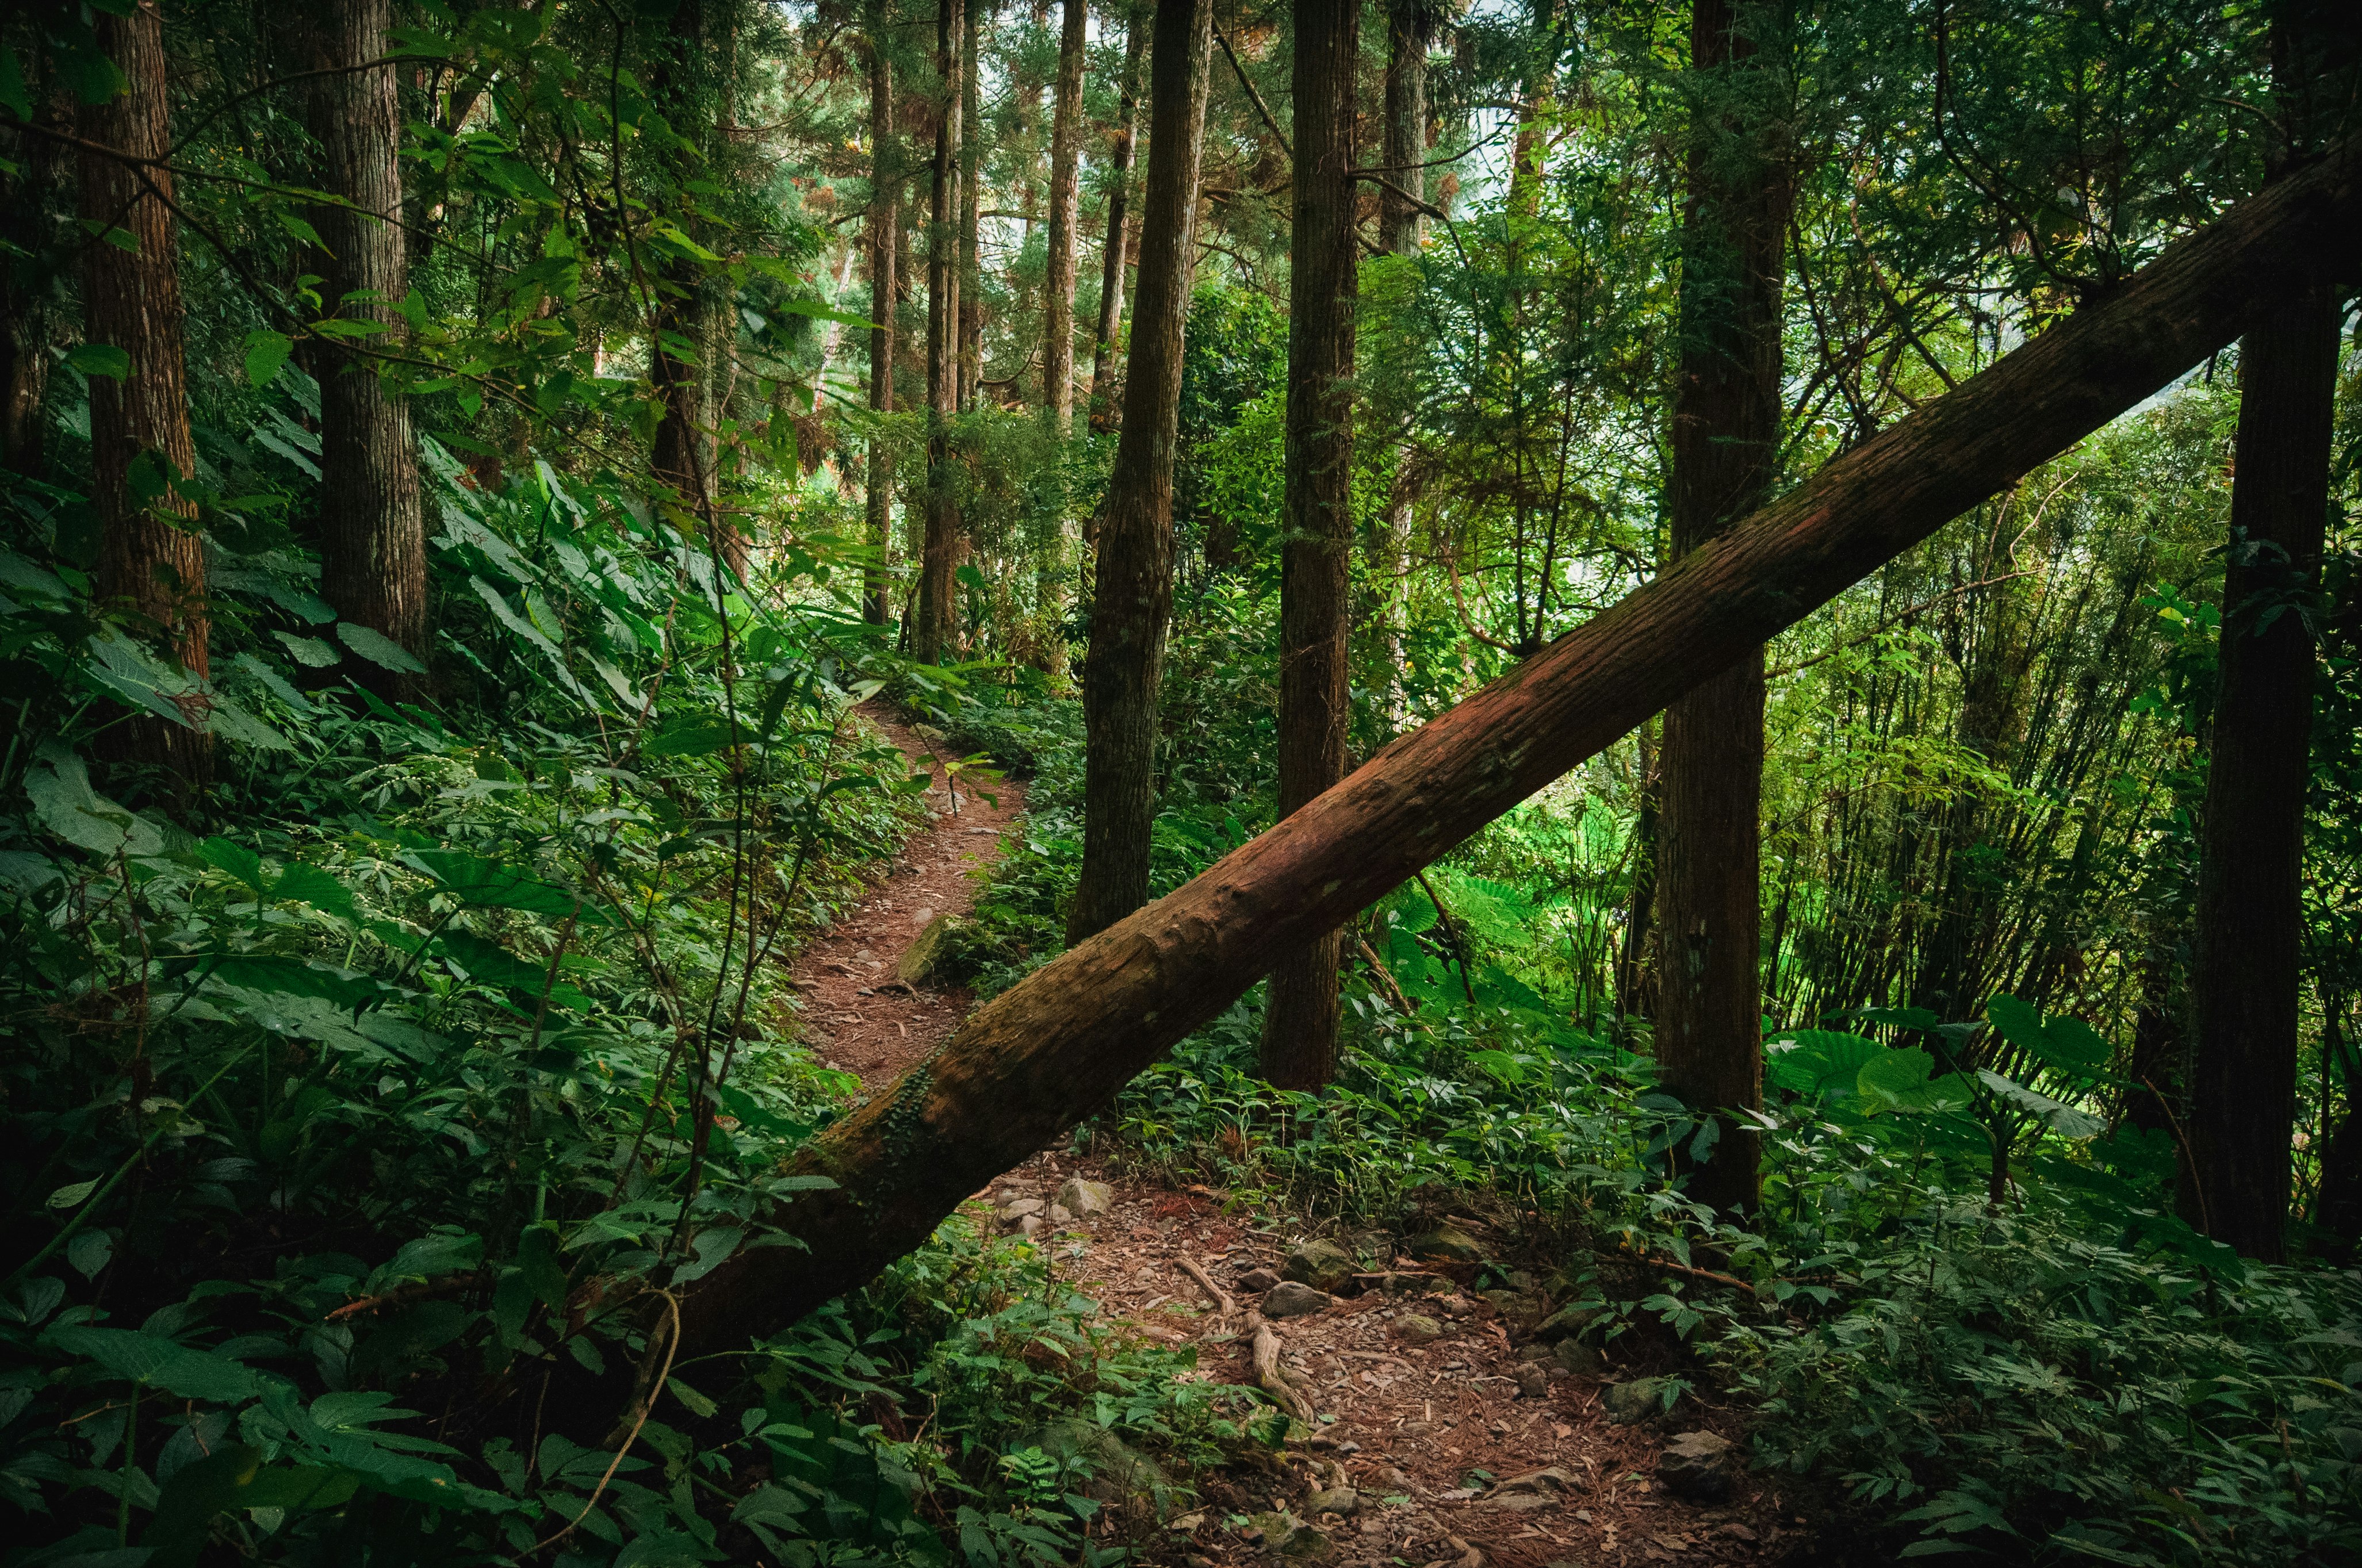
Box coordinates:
[679,140,2362,1359]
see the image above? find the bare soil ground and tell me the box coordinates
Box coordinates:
[788,707,1811,1567]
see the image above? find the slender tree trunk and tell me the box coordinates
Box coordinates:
[1,102,62,478]
[866,36,898,628]
[1380,0,1433,255]
[2315,1000,2362,1259]
[1064,0,1213,945]
[1652,0,1791,1214]
[1044,0,1087,425]
[648,0,737,569]
[305,0,427,692]
[1088,10,1149,431]
[958,0,982,412]
[918,0,966,662]
[80,0,210,785]
[2184,287,2340,1261]
[1376,0,1435,734]
[1258,0,1362,1090]
[1617,719,1660,1019]
[670,140,2362,1355]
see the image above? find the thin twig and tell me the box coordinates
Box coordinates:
[522,1292,680,1561]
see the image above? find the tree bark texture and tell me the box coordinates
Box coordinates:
[1617,719,1660,1019]
[866,39,898,628]
[646,0,740,572]
[2185,285,2340,1262]
[1375,0,1436,734]
[667,133,2362,1360]
[1380,0,1434,256]
[1089,10,1149,430]
[79,0,210,784]
[1257,0,1364,1091]
[305,0,428,692]
[1064,0,1213,946]
[918,0,965,662]
[1,108,63,478]
[1043,0,1088,426]
[958,0,982,411]
[1652,0,1791,1215]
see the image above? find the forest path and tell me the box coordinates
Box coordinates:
[793,706,1796,1568]
[784,699,1024,1083]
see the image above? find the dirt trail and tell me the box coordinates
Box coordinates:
[795,708,1800,1567]
[785,700,1025,1083]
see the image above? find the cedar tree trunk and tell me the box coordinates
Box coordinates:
[667,131,2362,1360]
[1044,0,1087,426]
[1258,0,1363,1090]
[1653,0,1791,1214]
[80,0,210,784]
[866,37,898,628]
[918,0,965,662]
[2184,286,2340,1260]
[1064,0,1213,945]
[307,0,428,692]
[1380,0,1433,256]
[958,0,982,411]
[1375,0,1435,734]
[1089,10,1149,430]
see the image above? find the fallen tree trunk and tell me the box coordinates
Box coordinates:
[677,140,2362,1360]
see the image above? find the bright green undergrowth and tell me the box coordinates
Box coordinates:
[937,658,2362,1568]
[0,448,1252,1567]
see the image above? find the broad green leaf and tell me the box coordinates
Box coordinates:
[1764,1030,1882,1098]
[272,862,357,918]
[243,330,294,388]
[1986,994,2111,1078]
[66,344,130,381]
[336,622,427,673]
[48,1179,98,1209]
[272,630,342,668]
[1976,1069,2104,1140]
[24,743,163,857]
[406,848,612,925]
[48,1325,262,1403]
[642,715,739,757]
[197,836,267,893]
[434,930,586,1003]
[1857,1048,1971,1113]
[144,1445,361,1568]
[0,44,30,121]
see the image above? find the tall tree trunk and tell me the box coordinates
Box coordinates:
[2315,999,2362,1260]
[1617,719,1660,1019]
[1376,0,1435,735]
[2183,13,2346,1265]
[1,101,63,478]
[79,0,210,785]
[958,0,983,411]
[305,0,428,692]
[1258,0,1361,1090]
[1652,0,1791,1215]
[1380,0,1433,256]
[866,34,898,628]
[648,0,736,568]
[918,0,965,662]
[1064,0,1213,945]
[1088,9,1149,431]
[671,139,2362,1355]
[1044,0,1087,426]
[2184,287,2339,1261]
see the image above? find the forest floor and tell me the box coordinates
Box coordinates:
[783,704,1808,1568]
